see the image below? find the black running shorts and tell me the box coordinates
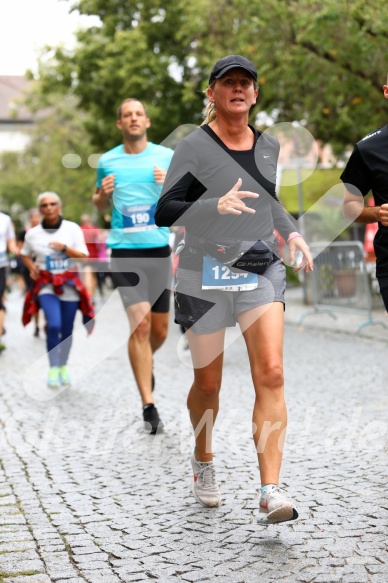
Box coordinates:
[110,246,172,312]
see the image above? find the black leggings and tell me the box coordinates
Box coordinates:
[0,267,6,311]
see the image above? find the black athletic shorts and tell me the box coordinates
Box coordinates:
[110,246,171,312]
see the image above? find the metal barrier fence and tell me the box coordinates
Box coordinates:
[299,241,387,331]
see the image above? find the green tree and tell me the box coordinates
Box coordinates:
[0,93,96,221]
[176,0,388,154]
[37,0,200,150]
[34,0,388,154]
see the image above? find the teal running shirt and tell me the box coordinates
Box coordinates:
[96,143,174,249]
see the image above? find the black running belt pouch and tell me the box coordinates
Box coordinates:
[206,241,273,275]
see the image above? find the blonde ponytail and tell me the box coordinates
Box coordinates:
[201,102,217,125]
[201,82,217,126]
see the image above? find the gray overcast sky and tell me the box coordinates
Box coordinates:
[0,0,99,75]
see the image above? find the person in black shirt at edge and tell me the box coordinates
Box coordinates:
[155,55,313,523]
[341,80,388,312]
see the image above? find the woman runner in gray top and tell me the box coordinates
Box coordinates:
[155,55,313,523]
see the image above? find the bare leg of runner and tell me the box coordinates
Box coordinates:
[186,328,225,462]
[126,301,154,406]
[238,302,286,485]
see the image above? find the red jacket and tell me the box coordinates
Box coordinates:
[22,270,95,334]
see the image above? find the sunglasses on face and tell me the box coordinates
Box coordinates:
[40,202,58,208]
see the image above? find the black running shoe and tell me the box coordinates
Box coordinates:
[143,404,163,434]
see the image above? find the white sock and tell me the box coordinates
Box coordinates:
[261,483,277,494]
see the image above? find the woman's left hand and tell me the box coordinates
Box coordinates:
[49,241,66,252]
[289,237,314,272]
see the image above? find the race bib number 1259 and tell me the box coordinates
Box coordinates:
[202,255,258,291]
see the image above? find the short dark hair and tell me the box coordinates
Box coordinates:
[117,98,148,120]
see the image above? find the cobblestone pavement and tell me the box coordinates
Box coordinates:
[0,287,387,583]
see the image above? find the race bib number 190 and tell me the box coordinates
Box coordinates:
[122,204,157,232]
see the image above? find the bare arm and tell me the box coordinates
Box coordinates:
[47,241,87,259]
[7,237,19,256]
[342,189,388,225]
[21,255,40,280]
[92,174,115,212]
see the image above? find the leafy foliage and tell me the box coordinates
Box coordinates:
[0,93,95,222]
[32,0,388,153]
[2,0,388,218]
[279,168,343,214]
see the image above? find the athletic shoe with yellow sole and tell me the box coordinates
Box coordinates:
[47,366,60,388]
[59,365,71,387]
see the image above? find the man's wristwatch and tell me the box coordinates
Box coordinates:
[62,244,67,254]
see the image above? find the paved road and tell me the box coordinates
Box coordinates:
[0,287,387,583]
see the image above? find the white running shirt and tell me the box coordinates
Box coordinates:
[0,212,15,268]
[21,220,88,301]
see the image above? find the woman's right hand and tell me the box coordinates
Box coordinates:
[29,263,40,280]
[217,178,259,215]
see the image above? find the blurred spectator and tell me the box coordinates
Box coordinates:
[17,208,42,336]
[80,214,101,302]
[95,223,111,296]
[21,192,94,388]
[0,211,19,351]
[170,226,188,349]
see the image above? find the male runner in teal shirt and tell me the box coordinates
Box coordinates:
[93,99,173,434]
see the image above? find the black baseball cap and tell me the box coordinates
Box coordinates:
[209,55,258,84]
